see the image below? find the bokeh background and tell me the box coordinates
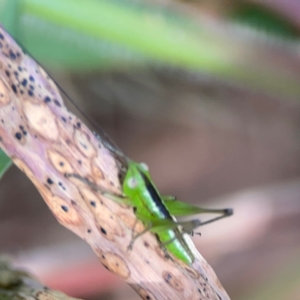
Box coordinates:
[1,0,300,299]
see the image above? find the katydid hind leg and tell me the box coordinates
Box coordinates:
[195,212,233,227]
[127,217,191,253]
[178,213,232,236]
[163,195,233,218]
[127,211,178,251]
[127,224,152,251]
[127,209,154,251]
[128,217,200,251]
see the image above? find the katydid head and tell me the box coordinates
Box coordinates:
[139,162,149,172]
[123,161,149,194]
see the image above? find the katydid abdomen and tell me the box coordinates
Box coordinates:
[156,228,194,265]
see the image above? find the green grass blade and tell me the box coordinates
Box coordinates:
[0,150,12,179]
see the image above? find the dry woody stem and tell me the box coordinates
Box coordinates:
[0,256,81,300]
[0,25,230,300]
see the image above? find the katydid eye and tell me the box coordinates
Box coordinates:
[127,177,137,189]
[140,162,149,171]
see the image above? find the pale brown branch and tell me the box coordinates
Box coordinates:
[0,25,230,300]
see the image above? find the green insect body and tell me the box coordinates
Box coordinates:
[121,160,233,265]
[70,159,233,265]
[122,161,195,264]
[68,157,232,265]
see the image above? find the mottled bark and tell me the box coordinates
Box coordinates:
[0,25,230,300]
[0,256,80,300]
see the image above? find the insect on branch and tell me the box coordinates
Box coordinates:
[0,25,232,300]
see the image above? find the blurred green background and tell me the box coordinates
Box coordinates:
[1,0,300,299]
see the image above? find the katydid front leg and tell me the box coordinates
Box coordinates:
[65,173,131,204]
[66,173,164,249]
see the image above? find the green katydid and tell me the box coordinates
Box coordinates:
[122,160,232,264]
[68,158,233,265]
